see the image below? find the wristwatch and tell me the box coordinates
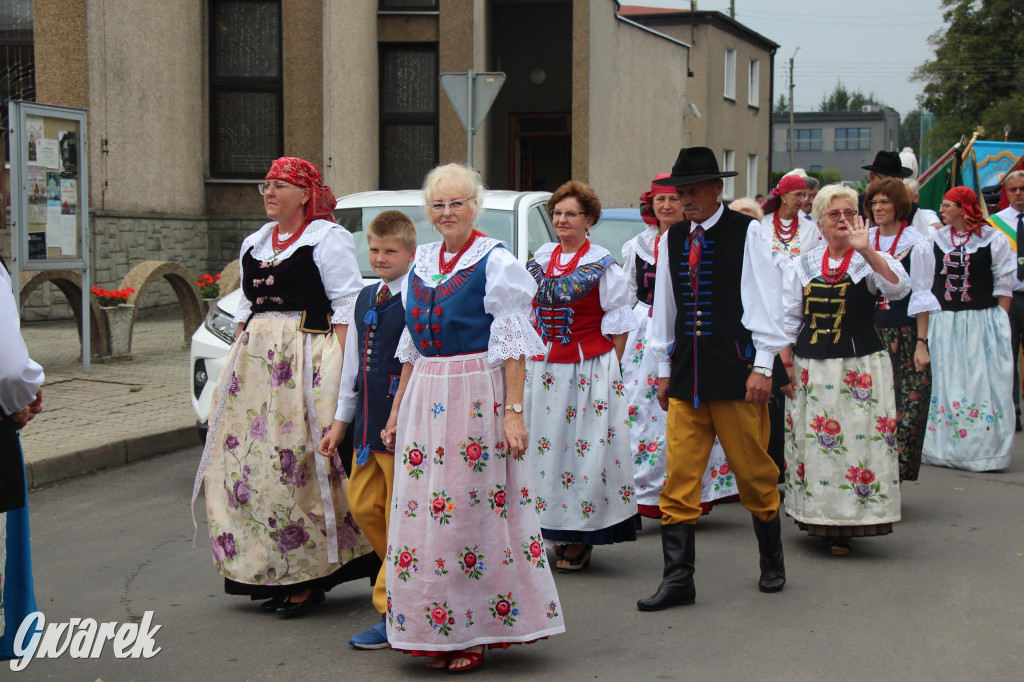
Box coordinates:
[505,403,523,413]
[751,366,773,378]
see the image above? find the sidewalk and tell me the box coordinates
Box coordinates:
[19,306,201,488]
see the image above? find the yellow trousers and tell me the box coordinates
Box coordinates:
[660,398,780,525]
[347,449,394,614]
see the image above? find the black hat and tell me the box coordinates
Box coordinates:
[653,147,739,187]
[981,184,1002,205]
[862,150,913,178]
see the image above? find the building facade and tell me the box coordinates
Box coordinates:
[771,107,902,182]
[3,0,777,319]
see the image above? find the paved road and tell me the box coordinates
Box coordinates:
[15,444,1024,681]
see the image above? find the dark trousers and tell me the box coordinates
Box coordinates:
[1010,292,1024,420]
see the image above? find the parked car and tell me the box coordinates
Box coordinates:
[191,190,555,439]
[589,207,646,260]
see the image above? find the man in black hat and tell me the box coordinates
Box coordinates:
[860,151,934,233]
[639,147,789,611]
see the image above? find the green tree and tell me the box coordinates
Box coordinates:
[774,93,789,115]
[912,0,1024,156]
[900,109,923,157]
[819,80,886,112]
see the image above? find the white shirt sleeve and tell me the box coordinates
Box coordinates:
[621,239,639,306]
[990,231,1017,298]
[0,273,45,415]
[741,220,788,367]
[866,252,911,298]
[334,314,360,423]
[484,247,546,365]
[649,237,676,379]
[781,261,804,344]
[907,238,941,316]
[599,262,640,336]
[233,244,252,324]
[314,226,364,325]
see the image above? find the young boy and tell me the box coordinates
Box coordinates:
[319,210,416,649]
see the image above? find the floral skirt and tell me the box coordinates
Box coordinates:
[385,352,565,652]
[620,303,739,516]
[194,313,372,588]
[877,325,932,481]
[784,350,901,535]
[525,351,638,536]
[923,308,1013,471]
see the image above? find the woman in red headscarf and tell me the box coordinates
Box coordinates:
[620,177,740,519]
[193,157,376,616]
[761,174,821,264]
[910,186,1015,471]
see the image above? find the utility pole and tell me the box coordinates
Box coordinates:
[788,47,799,170]
[729,0,735,19]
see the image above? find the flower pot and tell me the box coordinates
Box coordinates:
[101,304,135,358]
[203,297,219,314]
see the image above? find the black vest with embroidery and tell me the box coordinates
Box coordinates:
[931,242,996,312]
[796,276,882,359]
[241,245,333,332]
[634,254,657,305]
[874,250,913,328]
[667,208,753,405]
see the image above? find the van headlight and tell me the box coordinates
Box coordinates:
[204,305,236,345]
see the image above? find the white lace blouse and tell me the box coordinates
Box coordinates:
[233,219,363,326]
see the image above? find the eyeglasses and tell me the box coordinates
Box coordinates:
[788,192,810,199]
[428,199,470,213]
[824,209,857,221]
[258,181,298,195]
[867,199,892,207]
[552,210,586,219]
[940,202,961,210]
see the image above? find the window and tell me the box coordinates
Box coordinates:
[746,154,758,198]
[378,0,438,10]
[747,59,760,107]
[835,127,871,151]
[786,128,822,152]
[209,0,283,178]
[0,0,34,141]
[722,149,735,200]
[379,43,438,190]
[723,48,736,100]
[809,165,822,172]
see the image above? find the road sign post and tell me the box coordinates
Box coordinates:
[439,71,506,167]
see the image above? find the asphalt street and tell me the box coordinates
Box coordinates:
[15,443,1024,681]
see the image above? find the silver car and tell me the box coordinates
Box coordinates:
[190,190,555,438]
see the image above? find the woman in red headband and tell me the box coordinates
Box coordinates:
[193,157,376,617]
[909,186,1015,471]
[760,174,820,263]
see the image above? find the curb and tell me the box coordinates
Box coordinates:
[25,425,201,489]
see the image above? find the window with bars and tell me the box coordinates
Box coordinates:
[209,0,283,178]
[835,127,871,151]
[1,0,34,146]
[379,43,438,191]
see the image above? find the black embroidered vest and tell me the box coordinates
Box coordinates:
[931,243,997,312]
[241,245,333,332]
[795,276,882,359]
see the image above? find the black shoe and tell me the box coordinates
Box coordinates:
[637,523,696,611]
[259,597,285,612]
[276,586,325,617]
[752,514,786,593]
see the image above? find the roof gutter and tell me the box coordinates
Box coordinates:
[614,13,693,49]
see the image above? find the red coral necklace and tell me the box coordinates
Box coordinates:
[873,221,908,256]
[820,247,855,284]
[272,220,311,256]
[546,239,591,277]
[438,229,484,275]
[773,210,799,244]
[950,226,972,249]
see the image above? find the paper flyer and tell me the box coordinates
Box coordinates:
[26,116,43,163]
[60,178,77,215]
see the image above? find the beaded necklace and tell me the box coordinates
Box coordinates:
[873,221,908,256]
[773,210,799,245]
[820,247,855,284]
[272,220,311,257]
[950,225,973,249]
[546,239,592,277]
[438,230,484,275]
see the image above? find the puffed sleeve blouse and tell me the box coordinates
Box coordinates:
[233,219,363,326]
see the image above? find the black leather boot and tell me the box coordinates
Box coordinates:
[752,514,786,593]
[637,523,696,611]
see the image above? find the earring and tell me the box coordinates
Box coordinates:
[586,229,591,237]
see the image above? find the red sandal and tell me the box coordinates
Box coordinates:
[448,649,484,672]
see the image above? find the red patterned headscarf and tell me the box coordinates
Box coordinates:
[265,157,337,221]
[762,174,807,215]
[943,186,985,234]
[639,174,678,227]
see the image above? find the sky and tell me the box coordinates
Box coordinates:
[631,0,948,116]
